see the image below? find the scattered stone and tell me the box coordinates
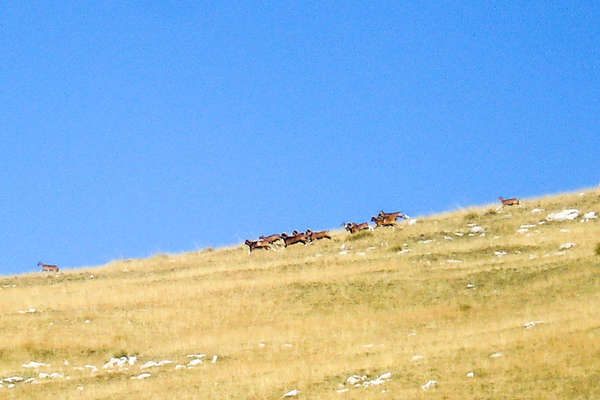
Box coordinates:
[282,389,300,397]
[84,365,98,372]
[446,259,463,264]
[583,211,597,221]
[3,377,24,383]
[338,251,348,255]
[336,388,350,393]
[421,380,438,390]
[444,235,453,240]
[546,209,579,222]
[186,354,206,359]
[22,361,49,368]
[531,208,544,213]
[454,232,464,237]
[559,243,575,250]
[17,308,37,314]
[188,359,203,367]
[524,321,544,329]
[141,360,172,369]
[103,356,137,369]
[175,365,186,370]
[494,251,507,256]
[130,373,151,380]
[560,229,570,233]
[421,239,433,244]
[470,226,485,233]
[466,283,475,289]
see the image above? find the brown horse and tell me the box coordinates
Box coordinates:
[38,262,59,272]
[499,196,520,206]
[343,222,370,234]
[305,229,332,242]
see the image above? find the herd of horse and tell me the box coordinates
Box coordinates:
[39,196,521,266]
[244,210,409,253]
[244,196,520,254]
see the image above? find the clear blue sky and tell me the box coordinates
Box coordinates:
[1,2,599,275]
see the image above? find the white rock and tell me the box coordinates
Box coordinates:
[22,361,49,368]
[583,211,597,220]
[346,375,365,385]
[130,373,151,380]
[454,232,464,237]
[8,384,14,388]
[175,365,186,370]
[444,235,454,240]
[3,377,24,383]
[366,246,377,251]
[546,209,579,222]
[84,365,98,372]
[466,283,475,289]
[520,224,536,228]
[408,219,417,225]
[338,251,348,255]
[559,243,575,250]
[186,354,206,359]
[494,251,507,256]
[411,355,424,361]
[421,380,438,390]
[77,386,84,390]
[211,355,218,363]
[524,320,544,329]
[188,359,203,366]
[282,389,300,397]
[357,252,366,256]
[421,239,433,244]
[470,226,485,233]
[490,352,503,358]
[560,229,570,233]
[531,208,544,213]
[336,388,349,393]
[378,372,392,380]
[446,259,463,263]
[466,371,474,378]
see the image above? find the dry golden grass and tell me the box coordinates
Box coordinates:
[1,188,599,399]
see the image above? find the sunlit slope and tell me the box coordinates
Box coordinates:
[1,188,599,399]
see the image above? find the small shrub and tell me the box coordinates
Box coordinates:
[463,211,479,221]
[595,243,600,256]
[346,231,374,241]
[484,208,497,216]
[112,349,129,358]
[459,303,472,312]
[389,245,404,252]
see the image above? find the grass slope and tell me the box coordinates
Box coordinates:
[1,188,599,399]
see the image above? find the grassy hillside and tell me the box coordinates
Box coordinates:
[1,188,599,399]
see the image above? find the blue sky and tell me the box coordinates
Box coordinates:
[1,2,599,275]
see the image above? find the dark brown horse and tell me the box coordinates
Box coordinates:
[244,240,271,253]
